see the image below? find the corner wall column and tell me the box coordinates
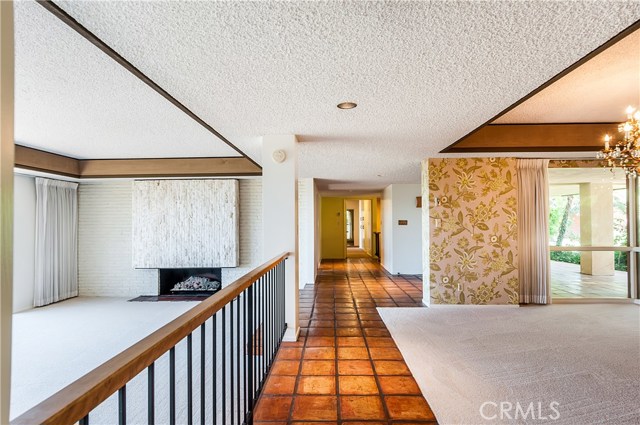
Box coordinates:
[262,135,299,341]
[0,2,13,423]
[420,159,430,306]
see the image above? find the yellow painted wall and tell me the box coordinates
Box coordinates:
[321,197,346,259]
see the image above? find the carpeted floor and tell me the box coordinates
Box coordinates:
[12,296,255,424]
[11,297,197,420]
[379,304,640,425]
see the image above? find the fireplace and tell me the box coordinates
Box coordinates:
[158,268,222,296]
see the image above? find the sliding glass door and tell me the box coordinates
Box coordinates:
[548,166,635,299]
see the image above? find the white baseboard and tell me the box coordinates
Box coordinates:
[380,262,392,274]
[634,299,640,306]
[282,326,300,342]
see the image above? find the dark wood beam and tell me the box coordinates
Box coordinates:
[79,157,261,178]
[15,145,80,177]
[14,145,262,178]
[446,123,618,153]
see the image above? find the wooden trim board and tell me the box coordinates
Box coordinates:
[15,145,80,177]
[14,145,261,178]
[79,157,260,178]
[446,123,618,153]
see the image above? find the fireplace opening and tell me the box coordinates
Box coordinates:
[158,268,222,296]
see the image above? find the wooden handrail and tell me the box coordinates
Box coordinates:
[11,252,290,425]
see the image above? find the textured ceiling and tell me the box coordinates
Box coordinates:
[15,1,240,159]
[21,1,640,189]
[496,28,640,124]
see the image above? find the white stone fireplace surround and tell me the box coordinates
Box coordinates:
[130,179,240,296]
[132,179,239,269]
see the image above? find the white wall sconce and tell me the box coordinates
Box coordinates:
[272,149,287,163]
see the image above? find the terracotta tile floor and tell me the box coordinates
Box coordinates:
[254,257,438,424]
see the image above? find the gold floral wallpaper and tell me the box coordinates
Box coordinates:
[427,158,519,305]
[548,159,602,168]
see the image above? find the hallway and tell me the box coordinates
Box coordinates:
[253,257,436,424]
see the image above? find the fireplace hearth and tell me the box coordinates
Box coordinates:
[158,268,222,296]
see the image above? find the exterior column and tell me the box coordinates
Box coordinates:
[0,2,13,423]
[262,135,299,341]
[580,183,614,275]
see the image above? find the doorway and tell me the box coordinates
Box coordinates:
[346,209,355,247]
[548,167,634,298]
[359,199,372,254]
[347,199,373,258]
[344,200,360,249]
[320,196,379,260]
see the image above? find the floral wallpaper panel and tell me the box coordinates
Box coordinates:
[427,158,519,305]
[548,159,602,168]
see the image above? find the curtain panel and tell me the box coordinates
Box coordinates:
[517,159,551,304]
[34,178,79,307]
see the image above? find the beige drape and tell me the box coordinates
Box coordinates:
[34,178,78,307]
[517,159,550,304]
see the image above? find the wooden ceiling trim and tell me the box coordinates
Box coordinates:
[78,157,261,178]
[446,123,618,153]
[15,145,80,177]
[14,145,262,178]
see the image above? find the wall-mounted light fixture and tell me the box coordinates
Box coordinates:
[272,149,286,163]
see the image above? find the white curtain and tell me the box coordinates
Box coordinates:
[517,159,551,304]
[34,178,79,307]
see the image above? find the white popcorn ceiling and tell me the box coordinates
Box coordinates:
[15,1,240,159]
[496,29,640,124]
[21,1,640,191]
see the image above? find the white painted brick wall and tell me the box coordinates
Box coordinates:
[79,179,264,296]
[221,179,263,285]
[298,178,314,285]
[78,181,158,296]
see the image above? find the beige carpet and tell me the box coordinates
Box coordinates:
[11,297,248,424]
[379,304,640,425]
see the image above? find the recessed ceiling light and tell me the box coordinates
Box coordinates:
[337,102,357,110]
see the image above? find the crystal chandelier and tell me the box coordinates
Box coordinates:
[597,106,640,176]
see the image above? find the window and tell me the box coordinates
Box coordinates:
[548,167,631,298]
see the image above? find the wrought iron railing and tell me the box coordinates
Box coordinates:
[12,253,289,425]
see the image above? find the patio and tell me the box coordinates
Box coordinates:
[550,260,628,298]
